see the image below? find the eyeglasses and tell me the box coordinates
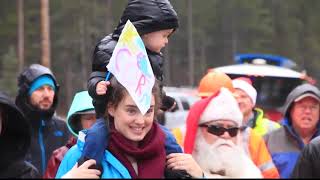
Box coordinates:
[295,104,319,112]
[199,124,239,137]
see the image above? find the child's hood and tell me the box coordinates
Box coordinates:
[66,91,95,137]
[112,0,179,39]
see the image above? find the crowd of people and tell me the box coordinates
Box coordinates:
[1,0,320,178]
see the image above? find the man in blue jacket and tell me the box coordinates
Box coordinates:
[264,83,320,178]
[15,64,70,175]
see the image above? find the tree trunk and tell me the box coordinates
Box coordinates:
[200,33,208,77]
[79,0,87,89]
[187,0,194,86]
[17,0,24,72]
[79,18,87,89]
[62,49,73,115]
[40,0,51,68]
[231,3,238,57]
[105,0,113,33]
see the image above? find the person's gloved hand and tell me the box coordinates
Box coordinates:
[62,159,101,179]
[161,95,177,112]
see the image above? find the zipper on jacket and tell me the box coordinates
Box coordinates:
[39,120,46,174]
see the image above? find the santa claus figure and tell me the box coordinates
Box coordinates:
[184,87,262,178]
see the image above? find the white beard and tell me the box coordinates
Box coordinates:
[193,132,262,178]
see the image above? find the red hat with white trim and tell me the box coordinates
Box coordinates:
[184,87,243,154]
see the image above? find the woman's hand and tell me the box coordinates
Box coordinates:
[61,159,101,179]
[166,153,203,178]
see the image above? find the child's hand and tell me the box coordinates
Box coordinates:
[96,81,110,95]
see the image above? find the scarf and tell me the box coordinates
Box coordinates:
[108,121,166,178]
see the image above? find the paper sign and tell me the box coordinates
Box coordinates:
[107,20,155,115]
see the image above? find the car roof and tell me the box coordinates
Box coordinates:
[213,64,303,78]
[235,53,297,68]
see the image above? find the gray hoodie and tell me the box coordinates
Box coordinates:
[282,83,320,120]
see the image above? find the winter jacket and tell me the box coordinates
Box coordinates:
[44,91,95,178]
[291,136,320,178]
[264,83,320,178]
[264,119,320,178]
[88,0,179,117]
[56,130,131,178]
[0,91,40,178]
[66,91,95,137]
[241,127,280,178]
[56,129,184,178]
[0,161,40,178]
[43,137,77,179]
[15,64,70,175]
[248,108,281,136]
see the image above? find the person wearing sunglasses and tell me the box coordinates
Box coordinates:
[198,124,241,138]
[182,73,280,178]
[170,87,262,178]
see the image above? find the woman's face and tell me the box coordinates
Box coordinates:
[108,92,155,145]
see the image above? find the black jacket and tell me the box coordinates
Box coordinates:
[88,0,179,117]
[291,136,320,178]
[0,91,40,178]
[15,64,70,175]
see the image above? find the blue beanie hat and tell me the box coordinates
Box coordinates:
[28,75,56,95]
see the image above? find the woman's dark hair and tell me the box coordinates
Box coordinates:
[106,77,161,115]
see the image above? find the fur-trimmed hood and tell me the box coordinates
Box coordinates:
[0,91,31,169]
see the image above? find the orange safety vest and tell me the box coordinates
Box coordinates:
[241,127,280,178]
[171,127,185,148]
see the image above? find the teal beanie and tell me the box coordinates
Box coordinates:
[28,75,56,95]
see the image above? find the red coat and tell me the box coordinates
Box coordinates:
[43,137,77,178]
